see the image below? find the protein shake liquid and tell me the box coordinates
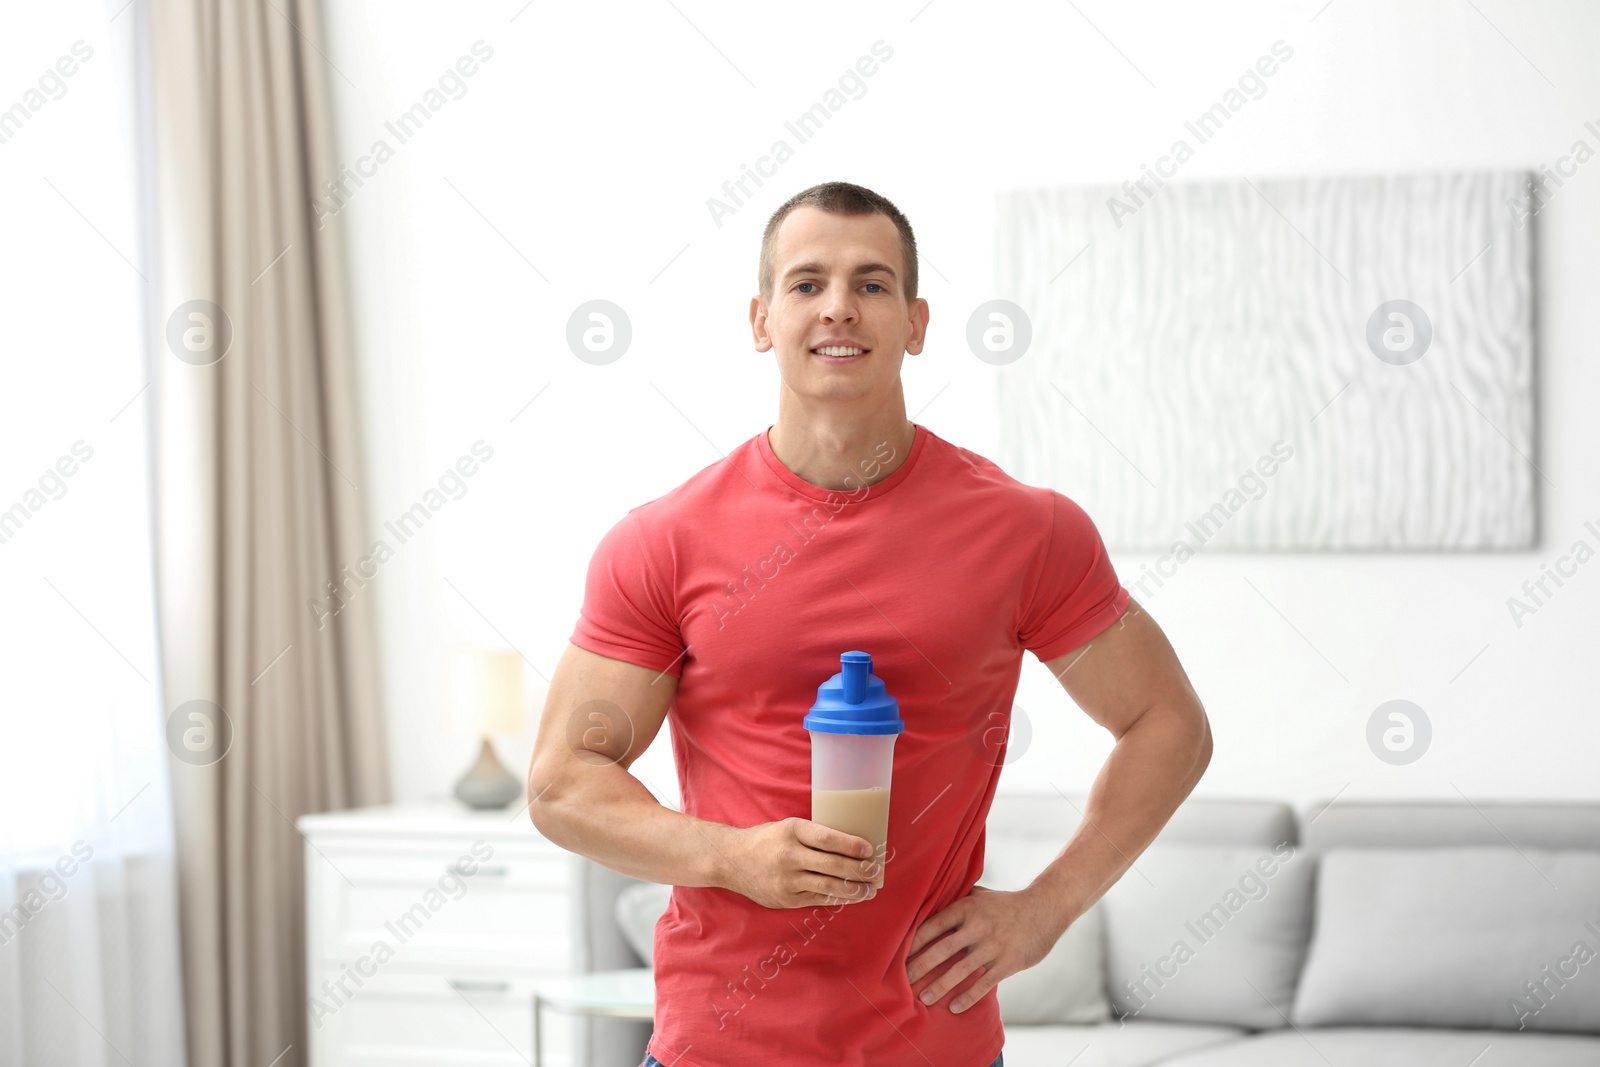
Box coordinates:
[804,651,904,890]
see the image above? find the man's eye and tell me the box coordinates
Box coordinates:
[794,281,885,293]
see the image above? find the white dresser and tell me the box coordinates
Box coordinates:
[297,803,580,1067]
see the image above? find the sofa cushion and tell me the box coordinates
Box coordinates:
[1157,1027,1600,1067]
[999,1019,1245,1067]
[989,792,1298,850]
[979,837,1109,1024]
[613,880,673,966]
[1099,840,1310,1029]
[1292,847,1600,1033]
[1300,799,1600,854]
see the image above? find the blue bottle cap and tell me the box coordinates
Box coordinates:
[803,651,904,735]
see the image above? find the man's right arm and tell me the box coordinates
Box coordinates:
[527,642,735,889]
[527,642,881,905]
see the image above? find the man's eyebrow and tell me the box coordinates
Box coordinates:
[780,261,899,283]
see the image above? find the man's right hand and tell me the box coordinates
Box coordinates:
[721,817,881,910]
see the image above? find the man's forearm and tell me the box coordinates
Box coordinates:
[530,759,739,889]
[1021,701,1212,938]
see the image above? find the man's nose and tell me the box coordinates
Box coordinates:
[820,295,858,321]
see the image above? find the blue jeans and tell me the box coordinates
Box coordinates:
[643,1054,1002,1067]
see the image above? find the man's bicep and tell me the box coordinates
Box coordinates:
[1040,599,1200,739]
[532,642,677,791]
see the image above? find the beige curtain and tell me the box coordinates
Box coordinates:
[146,1,389,1064]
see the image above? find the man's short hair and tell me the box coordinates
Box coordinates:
[759,182,919,305]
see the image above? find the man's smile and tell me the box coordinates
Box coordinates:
[811,338,871,362]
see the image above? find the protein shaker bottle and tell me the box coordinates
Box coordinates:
[804,650,904,890]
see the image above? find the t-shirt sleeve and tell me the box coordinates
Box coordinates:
[568,510,687,676]
[1018,490,1130,663]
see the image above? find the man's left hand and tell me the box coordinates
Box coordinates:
[905,885,1061,1013]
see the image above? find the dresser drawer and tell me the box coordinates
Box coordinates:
[310,843,572,970]
[308,967,575,1067]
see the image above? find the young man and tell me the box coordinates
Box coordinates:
[528,182,1212,1067]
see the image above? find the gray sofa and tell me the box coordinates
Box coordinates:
[571,793,1600,1066]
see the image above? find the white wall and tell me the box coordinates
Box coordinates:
[318,0,1600,813]
[0,2,174,855]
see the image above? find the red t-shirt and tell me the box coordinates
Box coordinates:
[569,422,1129,1067]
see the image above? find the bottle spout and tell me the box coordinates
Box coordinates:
[804,649,903,737]
[840,650,872,705]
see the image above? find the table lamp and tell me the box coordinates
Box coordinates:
[446,645,528,809]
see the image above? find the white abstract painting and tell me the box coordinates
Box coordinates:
[993,171,1537,550]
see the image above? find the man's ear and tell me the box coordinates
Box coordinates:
[904,297,930,356]
[750,295,773,352]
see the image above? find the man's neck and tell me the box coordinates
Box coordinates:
[767,405,917,492]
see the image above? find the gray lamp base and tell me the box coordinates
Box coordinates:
[454,736,521,809]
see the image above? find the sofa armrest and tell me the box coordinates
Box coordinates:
[568,854,653,1066]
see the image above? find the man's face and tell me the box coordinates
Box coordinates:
[751,206,928,405]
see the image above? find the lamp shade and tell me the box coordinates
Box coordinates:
[445,645,527,736]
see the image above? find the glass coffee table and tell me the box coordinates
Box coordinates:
[532,967,654,1067]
